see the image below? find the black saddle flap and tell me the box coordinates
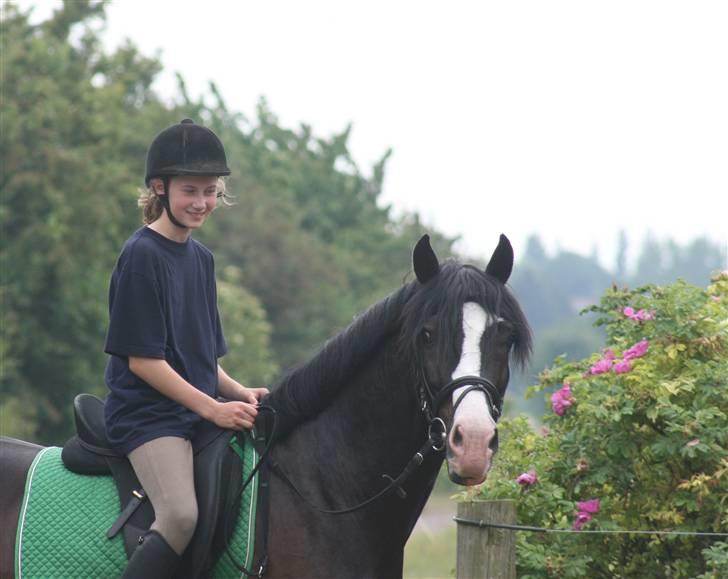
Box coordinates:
[180,427,242,578]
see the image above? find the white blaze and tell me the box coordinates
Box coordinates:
[451,302,496,426]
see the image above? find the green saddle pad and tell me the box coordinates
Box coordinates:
[16,437,259,579]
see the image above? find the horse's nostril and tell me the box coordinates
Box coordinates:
[452,425,464,447]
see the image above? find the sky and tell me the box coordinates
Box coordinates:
[19,0,728,270]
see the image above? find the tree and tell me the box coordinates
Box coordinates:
[1,1,165,441]
[525,234,548,263]
[215,266,278,386]
[628,235,726,287]
[469,273,728,577]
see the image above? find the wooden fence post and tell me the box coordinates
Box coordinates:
[456,500,517,579]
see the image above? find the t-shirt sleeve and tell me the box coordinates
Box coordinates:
[104,269,167,359]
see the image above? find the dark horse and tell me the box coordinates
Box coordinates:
[0,234,531,578]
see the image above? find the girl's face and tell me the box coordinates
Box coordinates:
[159,176,219,229]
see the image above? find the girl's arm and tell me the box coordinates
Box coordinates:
[128,356,258,430]
[217,365,270,403]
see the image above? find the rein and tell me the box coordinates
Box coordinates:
[268,420,446,513]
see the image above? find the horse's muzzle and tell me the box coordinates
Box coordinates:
[445,416,495,485]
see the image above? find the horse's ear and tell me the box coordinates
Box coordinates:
[413,234,440,283]
[485,234,514,284]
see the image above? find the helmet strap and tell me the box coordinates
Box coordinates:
[160,177,189,230]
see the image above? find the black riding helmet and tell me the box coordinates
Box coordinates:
[145,118,230,228]
[145,118,230,185]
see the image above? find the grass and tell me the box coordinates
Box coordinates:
[403,491,458,579]
[403,524,457,578]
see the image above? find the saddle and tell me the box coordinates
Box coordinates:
[61,394,252,579]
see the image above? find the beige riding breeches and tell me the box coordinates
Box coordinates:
[128,436,198,555]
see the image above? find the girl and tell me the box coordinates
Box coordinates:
[103,118,268,578]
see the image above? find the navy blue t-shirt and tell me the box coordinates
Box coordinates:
[104,227,227,454]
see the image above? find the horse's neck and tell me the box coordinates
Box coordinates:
[272,345,442,538]
[314,347,426,470]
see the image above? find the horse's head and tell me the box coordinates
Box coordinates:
[400,234,532,485]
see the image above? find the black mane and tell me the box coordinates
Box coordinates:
[265,260,532,438]
[265,283,415,438]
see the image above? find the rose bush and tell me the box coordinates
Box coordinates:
[464,273,728,578]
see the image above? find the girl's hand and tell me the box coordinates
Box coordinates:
[210,400,258,430]
[241,387,270,404]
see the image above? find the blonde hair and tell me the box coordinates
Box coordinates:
[137,177,233,224]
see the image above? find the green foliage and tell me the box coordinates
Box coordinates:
[696,541,728,579]
[1,1,165,441]
[0,392,39,440]
[465,273,728,578]
[215,266,278,387]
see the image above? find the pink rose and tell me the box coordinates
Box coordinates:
[551,383,574,416]
[623,339,649,361]
[516,469,538,486]
[576,499,600,513]
[573,499,600,530]
[636,309,655,321]
[573,511,593,530]
[624,307,655,321]
[613,360,632,374]
[590,358,613,375]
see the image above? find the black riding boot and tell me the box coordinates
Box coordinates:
[121,530,180,579]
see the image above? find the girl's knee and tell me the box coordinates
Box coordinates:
[173,502,198,539]
[160,500,198,549]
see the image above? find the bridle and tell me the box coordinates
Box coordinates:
[418,373,503,450]
[421,374,503,424]
[265,372,504,514]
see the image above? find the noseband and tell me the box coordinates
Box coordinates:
[418,374,503,450]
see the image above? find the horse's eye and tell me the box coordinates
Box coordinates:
[422,329,433,344]
[498,320,517,345]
